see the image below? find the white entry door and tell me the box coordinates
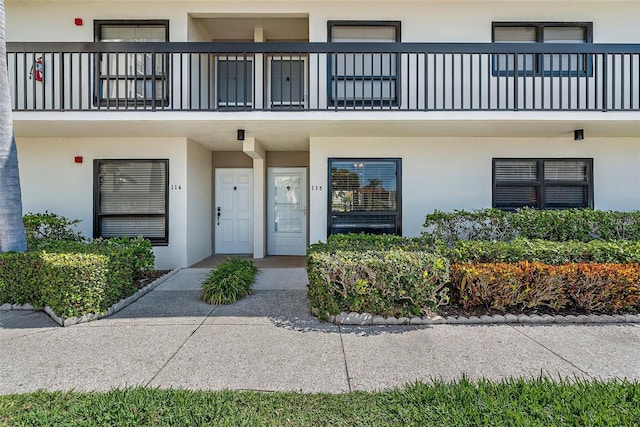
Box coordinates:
[267,167,307,255]
[215,168,253,254]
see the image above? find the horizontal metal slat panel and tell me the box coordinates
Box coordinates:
[100,216,165,238]
[494,160,538,182]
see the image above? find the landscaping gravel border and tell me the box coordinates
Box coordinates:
[311,309,640,326]
[1,269,181,327]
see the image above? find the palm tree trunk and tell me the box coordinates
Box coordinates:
[0,0,27,253]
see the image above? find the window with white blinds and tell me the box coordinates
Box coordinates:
[329,158,401,235]
[493,158,592,210]
[492,22,591,76]
[328,21,400,106]
[94,159,169,244]
[95,21,169,105]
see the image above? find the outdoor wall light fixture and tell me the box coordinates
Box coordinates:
[574,129,584,141]
[237,129,245,141]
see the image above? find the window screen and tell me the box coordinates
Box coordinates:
[493,158,592,210]
[95,159,169,244]
[329,158,401,235]
[328,22,400,107]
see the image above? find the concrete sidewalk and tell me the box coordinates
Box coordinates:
[1,268,638,395]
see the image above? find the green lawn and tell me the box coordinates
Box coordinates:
[1,377,638,426]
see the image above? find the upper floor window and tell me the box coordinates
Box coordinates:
[328,21,400,107]
[94,20,170,107]
[493,158,593,210]
[492,22,592,76]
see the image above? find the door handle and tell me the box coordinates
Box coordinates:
[217,206,221,225]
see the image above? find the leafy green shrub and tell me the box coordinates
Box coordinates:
[39,253,116,318]
[307,249,450,317]
[201,258,258,304]
[447,239,640,265]
[0,237,155,318]
[451,261,640,313]
[308,233,428,254]
[423,208,640,245]
[423,209,514,246]
[23,211,85,250]
[0,252,46,306]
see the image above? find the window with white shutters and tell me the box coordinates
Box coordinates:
[493,158,593,210]
[94,159,169,244]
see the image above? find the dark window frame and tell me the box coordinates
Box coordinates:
[327,157,402,236]
[94,20,170,107]
[94,159,170,245]
[327,20,401,107]
[492,158,594,210]
[492,21,593,77]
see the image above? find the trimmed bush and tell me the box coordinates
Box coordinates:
[23,211,85,250]
[307,250,450,317]
[447,239,640,265]
[0,237,155,318]
[201,258,258,304]
[308,233,427,254]
[451,261,640,313]
[423,208,640,245]
[0,252,46,306]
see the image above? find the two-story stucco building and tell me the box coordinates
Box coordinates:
[5,0,639,268]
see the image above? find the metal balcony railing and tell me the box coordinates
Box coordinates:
[6,41,640,112]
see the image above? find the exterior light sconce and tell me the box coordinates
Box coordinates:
[237,129,245,141]
[574,129,584,141]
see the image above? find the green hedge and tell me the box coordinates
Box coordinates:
[447,239,640,265]
[423,208,640,245]
[0,237,154,318]
[308,234,428,254]
[23,211,85,249]
[307,250,450,317]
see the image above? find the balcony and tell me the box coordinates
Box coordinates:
[6,41,640,112]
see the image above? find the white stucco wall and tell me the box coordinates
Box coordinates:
[16,137,191,269]
[186,139,213,265]
[6,1,639,44]
[309,136,640,243]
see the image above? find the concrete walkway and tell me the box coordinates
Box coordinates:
[1,268,639,395]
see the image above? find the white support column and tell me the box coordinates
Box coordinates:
[243,137,266,258]
[254,28,265,110]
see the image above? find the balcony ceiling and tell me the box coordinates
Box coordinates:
[13,111,639,151]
